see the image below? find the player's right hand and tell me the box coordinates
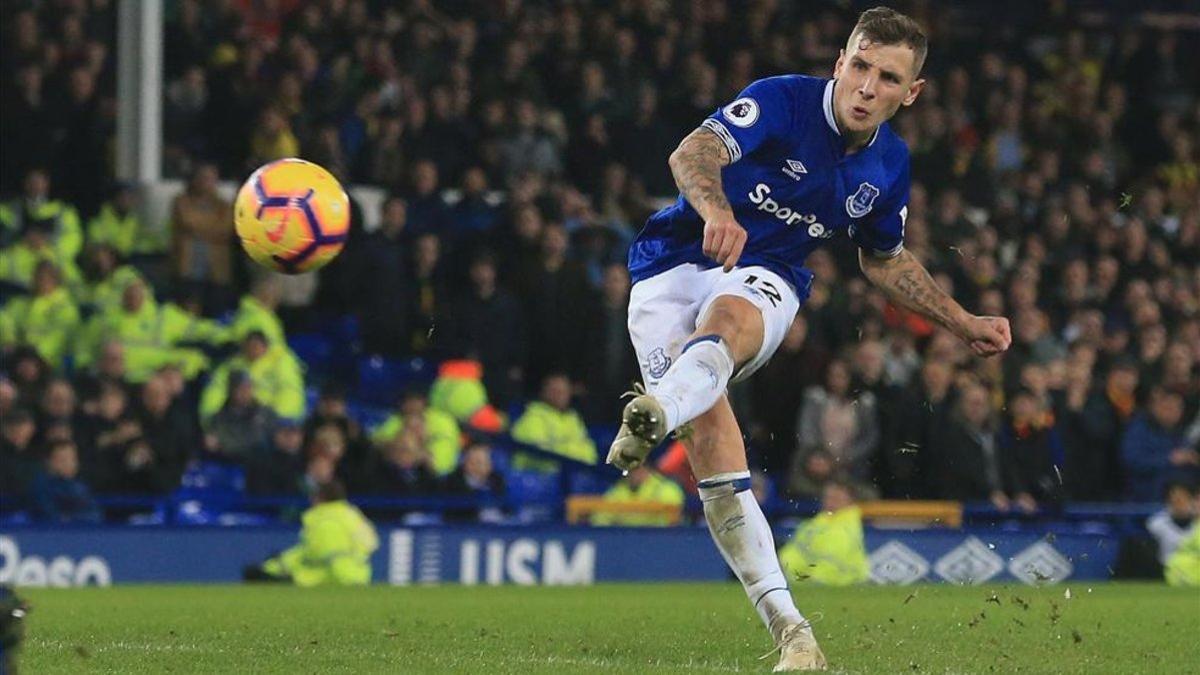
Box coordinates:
[702,213,747,272]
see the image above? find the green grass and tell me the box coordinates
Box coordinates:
[15,583,1199,674]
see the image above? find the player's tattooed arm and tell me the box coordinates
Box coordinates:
[860,248,1012,357]
[668,127,733,220]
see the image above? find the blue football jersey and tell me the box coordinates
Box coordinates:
[628,75,911,300]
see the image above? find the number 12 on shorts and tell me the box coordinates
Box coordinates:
[743,274,782,307]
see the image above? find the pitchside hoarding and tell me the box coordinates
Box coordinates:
[0,526,1117,587]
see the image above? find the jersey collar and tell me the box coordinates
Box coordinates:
[823,79,880,149]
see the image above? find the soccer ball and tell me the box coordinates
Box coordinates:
[234,158,350,274]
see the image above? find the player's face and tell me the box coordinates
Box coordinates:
[833,37,925,135]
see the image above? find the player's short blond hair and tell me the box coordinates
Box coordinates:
[848,6,928,76]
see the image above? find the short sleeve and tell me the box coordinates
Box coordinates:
[701,77,793,164]
[850,160,908,259]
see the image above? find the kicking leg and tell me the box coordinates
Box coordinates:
[686,399,825,671]
[607,295,762,471]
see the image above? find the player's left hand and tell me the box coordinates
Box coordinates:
[961,315,1011,358]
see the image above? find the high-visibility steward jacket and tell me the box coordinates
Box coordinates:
[200,347,306,421]
[510,401,597,472]
[591,471,685,527]
[0,241,82,292]
[0,287,80,368]
[1166,525,1200,587]
[370,409,463,475]
[262,500,379,587]
[87,202,163,256]
[0,198,83,260]
[778,505,870,586]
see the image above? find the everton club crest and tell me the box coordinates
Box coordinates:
[845,182,880,218]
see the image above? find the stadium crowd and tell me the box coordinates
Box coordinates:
[1,0,1198,523]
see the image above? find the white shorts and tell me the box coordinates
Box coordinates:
[628,264,801,391]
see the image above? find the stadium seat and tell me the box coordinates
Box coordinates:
[287,333,334,380]
[505,470,563,505]
[178,461,246,494]
[355,355,436,407]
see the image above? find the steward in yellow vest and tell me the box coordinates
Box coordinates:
[510,373,596,472]
[592,466,685,527]
[0,260,79,369]
[778,482,870,586]
[245,480,379,587]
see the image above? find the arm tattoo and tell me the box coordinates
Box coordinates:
[860,248,969,335]
[669,127,733,219]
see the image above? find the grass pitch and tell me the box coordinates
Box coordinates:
[17,583,1199,674]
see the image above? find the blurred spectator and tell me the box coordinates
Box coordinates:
[403,232,449,357]
[132,374,194,490]
[358,196,410,355]
[31,440,101,523]
[751,314,830,478]
[169,164,234,313]
[0,169,82,261]
[511,373,597,472]
[888,359,955,498]
[926,381,1006,507]
[228,276,286,347]
[448,167,500,241]
[201,331,305,421]
[442,441,507,522]
[582,263,639,423]
[404,160,449,238]
[778,481,870,586]
[445,250,525,406]
[363,424,438,496]
[36,377,78,435]
[1146,481,1198,566]
[1166,521,1200,587]
[73,275,218,383]
[591,465,684,527]
[204,370,276,461]
[304,383,368,467]
[998,388,1064,513]
[370,389,461,476]
[80,379,141,484]
[519,223,594,386]
[86,183,161,257]
[0,260,80,369]
[0,408,40,507]
[1060,356,1139,500]
[1122,387,1198,501]
[793,359,880,496]
[0,214,82,292]
[246,418,307,497]
[243,479,378,587]
[248,107,300,169]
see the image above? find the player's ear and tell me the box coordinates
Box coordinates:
[833,49,845,77]
[901,78,925,107]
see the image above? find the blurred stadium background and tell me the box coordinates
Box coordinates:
[1,0,1199,607]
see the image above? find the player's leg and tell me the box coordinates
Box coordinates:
[686,401,826,671]
[608,267,796,471]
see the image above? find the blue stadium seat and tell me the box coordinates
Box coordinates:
[347,401,392,433]
[288,333,334,380]
[179,461,246,494]
[505,470,563,505]
[355,355,436,407]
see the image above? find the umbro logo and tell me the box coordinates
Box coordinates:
[782,159,807,181]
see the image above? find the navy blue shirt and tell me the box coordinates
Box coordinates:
[628,75,911,298]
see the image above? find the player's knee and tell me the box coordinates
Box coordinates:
[697,298,763,360]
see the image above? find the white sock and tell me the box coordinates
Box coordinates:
[654,335,735,432]
[698,471,804,643]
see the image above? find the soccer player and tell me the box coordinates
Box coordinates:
[608,7,1011,671]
